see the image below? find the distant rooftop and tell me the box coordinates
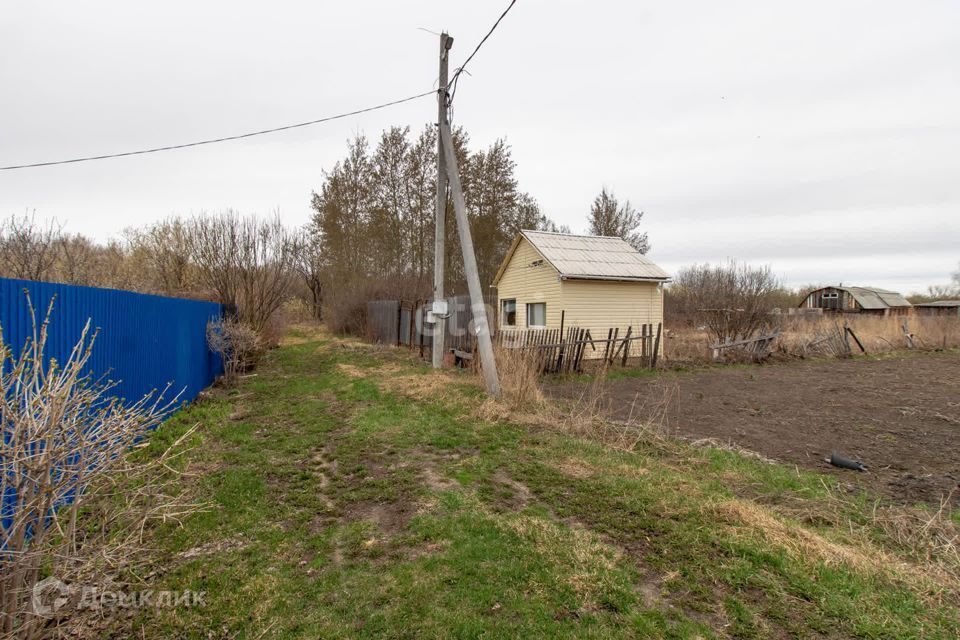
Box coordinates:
[913,300,960,307]
[808,285,912,309]
[498,230,669,283]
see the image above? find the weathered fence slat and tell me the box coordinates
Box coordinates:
[652,323,662,368]
[617,326,633,367]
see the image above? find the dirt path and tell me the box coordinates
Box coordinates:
[549,353,960,506]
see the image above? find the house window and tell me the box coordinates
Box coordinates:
[822,292,838,299]
[501,299,517,326]
[526,302,546,327]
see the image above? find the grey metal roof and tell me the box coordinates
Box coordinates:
[518,230,669,282]
[914,300,960,307]
[820,286,912,309]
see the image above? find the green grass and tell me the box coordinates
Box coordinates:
[117,332,959,639]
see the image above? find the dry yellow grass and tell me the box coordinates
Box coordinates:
[712,498,959,602]
[665,315,960,363]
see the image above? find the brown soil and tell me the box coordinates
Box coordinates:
[550,352,960,506]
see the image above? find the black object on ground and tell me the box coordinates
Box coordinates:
[829,452,867,471]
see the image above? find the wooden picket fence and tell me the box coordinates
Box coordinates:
[496,322,662,374]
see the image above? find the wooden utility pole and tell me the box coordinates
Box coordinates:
[432,32,452,369]
[439,121,501,396]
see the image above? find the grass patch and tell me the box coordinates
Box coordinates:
[101,327,960,639]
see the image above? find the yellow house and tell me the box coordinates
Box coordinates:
[492,231,669,355]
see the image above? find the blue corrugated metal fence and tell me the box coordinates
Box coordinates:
[0,277,223,407]
[1,278,223,546]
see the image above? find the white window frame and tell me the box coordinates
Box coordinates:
[526,302,547,328]
[501,298,517,327]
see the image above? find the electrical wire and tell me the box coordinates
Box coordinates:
[3,1,520,171]
[447,0,517,104]
[0,90,435,171]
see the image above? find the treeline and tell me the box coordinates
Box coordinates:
[305,125,559,331]
[0,211,300,345]
[1,123,656,339]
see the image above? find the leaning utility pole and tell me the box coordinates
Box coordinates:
[432,32,452,369]
[440,121,501,396]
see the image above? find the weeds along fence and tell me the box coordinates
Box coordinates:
[666,313,960,364]
[498,323,662,374]
[1,278,222,637]
[0,277,224,404]
[366,296,663,374]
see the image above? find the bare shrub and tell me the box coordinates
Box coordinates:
[189,211,297,338]
[280,297,315,325]
[206,318,263,385]
[124,217,197,296]
[54,234,99,286]
[668,261,782,343]
[291,227,324,321]
[0,295,182,639]
[0,212,62,282]
[94,239,135,291]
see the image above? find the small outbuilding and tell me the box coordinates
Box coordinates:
[799,285,912,316]
[913,300,960,317]
[492,230,669,347]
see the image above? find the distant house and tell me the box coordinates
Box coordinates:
[492,230,669,345]
[913,300,960,317]
[800,286,912,316]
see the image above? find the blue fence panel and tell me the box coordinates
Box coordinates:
[0,278,223,405]
[1,278,223,549]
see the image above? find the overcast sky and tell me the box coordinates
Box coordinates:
[2,1,958,293]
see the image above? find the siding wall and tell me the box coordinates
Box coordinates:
[495,237,563,329]
[560,279,663,355]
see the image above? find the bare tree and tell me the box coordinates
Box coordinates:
[405,125,437,286]
[189,211,296,336]
[97,239,134,290]
[56,233,100,285]
[311,126,544,305]
[125,218,196,295]
[292,227,324,320]
[670,261,782,342]
[587,187,649,253]
[0,212,62,281]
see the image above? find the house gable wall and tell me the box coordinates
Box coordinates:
[495,237,562,329]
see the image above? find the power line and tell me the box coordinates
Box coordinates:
[448,0,518,104]
[0,90,435,171]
